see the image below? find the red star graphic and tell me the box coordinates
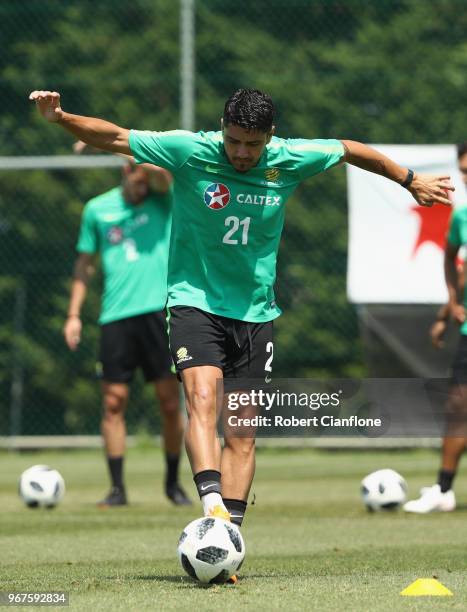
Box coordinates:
[411,203,452,258]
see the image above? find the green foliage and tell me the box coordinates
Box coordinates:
[1,0,465,432]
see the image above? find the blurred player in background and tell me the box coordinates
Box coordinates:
[64,148,191,507]
[30,88,453,539]
[405,142,467,513]
[428,267,464,351]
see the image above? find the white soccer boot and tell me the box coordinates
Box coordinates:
[403,484,456,513]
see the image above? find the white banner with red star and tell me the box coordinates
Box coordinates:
[347,145,466,303]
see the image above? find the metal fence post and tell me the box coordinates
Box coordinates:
[180,0,195,131]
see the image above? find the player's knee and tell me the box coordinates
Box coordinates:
[186,386,215,412]
[103,394,126,418]
[446,393,467,435]
[447,393,467,415]
[160,398,180,419]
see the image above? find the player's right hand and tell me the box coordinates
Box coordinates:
[63,316,82,351]
[29,90,63,122]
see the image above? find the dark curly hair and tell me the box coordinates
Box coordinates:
[223,88,275,133]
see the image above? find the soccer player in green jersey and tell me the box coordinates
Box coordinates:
[64,157,191,507]
[404,142,467,514]
[30,88,454,532]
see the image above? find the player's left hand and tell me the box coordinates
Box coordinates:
[429,320,447,349]
[408,174,454,207]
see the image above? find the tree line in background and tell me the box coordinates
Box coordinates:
[0,0,466,434]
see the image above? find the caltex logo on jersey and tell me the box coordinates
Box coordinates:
[204,183,231,210]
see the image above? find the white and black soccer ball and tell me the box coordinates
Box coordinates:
[177,517,245,583]
[19,465,65,508]
[361,469,407,511]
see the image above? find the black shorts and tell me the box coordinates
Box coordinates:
[451,334,467,385]
[98,311,173,384]
[168,306,274,380]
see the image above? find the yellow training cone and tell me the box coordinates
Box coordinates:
[400,578,453,597]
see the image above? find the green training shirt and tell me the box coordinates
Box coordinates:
[77,186,172,325]
[129,130,344,322]
[447,205,467,335]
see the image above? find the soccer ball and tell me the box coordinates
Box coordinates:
[19,465,65,508]
[177,517,245,583]
[360,469,407,511]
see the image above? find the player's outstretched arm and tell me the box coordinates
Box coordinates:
[341,140,454,207]
[29,90,131,155]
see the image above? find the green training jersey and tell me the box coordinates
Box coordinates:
[77,186,172,325]
[447,205,467,335]
[129,130,344,322]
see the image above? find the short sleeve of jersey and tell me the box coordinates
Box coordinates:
[284,138,344,180]
[448,208,462,247]
[76,203,98,254]
[129,129,197,172]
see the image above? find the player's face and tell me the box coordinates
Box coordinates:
[222,123,273,173]
[123,167,150,204]
[458,153,467,187]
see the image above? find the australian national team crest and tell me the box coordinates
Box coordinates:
[265,168,280,183]
[204,183,231,210]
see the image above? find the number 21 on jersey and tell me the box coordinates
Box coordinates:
[223,216,251,245]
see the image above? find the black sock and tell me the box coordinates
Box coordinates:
[107,456,124,490]
[193,470,221,499]
[165,452,180,487]
[223,498,247,526]
[438,469,456,493]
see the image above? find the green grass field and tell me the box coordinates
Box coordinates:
[1,447,466,611]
